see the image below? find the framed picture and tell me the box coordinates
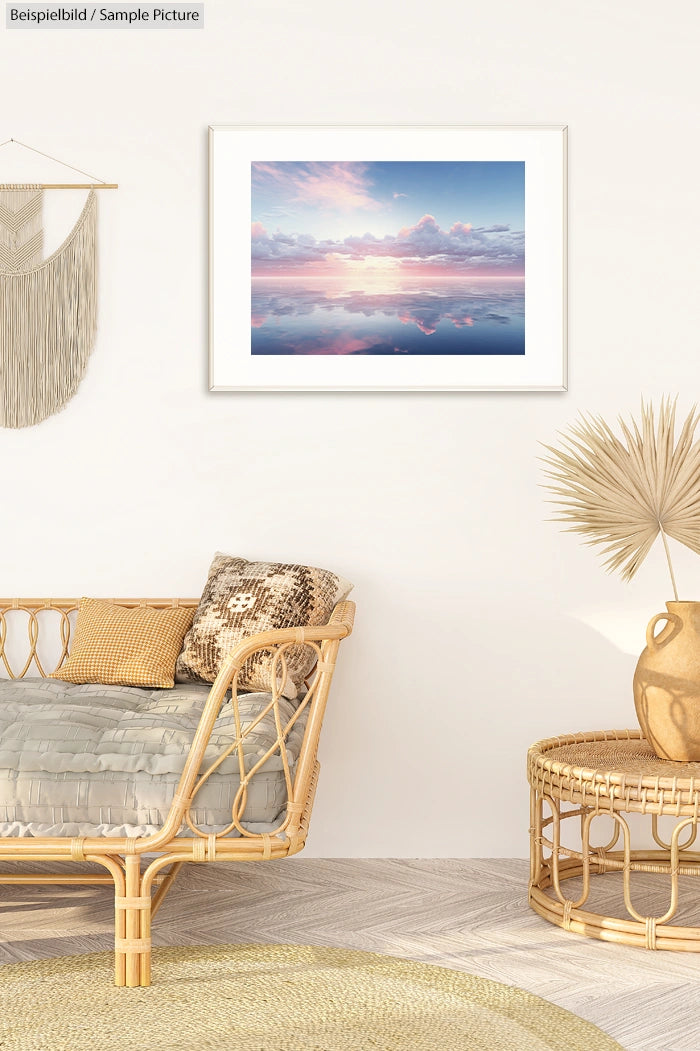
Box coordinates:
[209,124,567,391]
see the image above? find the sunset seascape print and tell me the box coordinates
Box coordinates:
[250,160,525,357]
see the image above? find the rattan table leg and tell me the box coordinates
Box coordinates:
[528,784,700,951]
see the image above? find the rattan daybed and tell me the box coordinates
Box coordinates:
[0,597,355,986]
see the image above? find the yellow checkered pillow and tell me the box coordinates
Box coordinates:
[51,598,195,688]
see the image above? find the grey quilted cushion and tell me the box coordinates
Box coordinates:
[0,678,306,837]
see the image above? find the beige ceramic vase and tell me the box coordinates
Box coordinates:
[634,601,700,761]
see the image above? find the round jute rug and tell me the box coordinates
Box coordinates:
[0,943,623,1051]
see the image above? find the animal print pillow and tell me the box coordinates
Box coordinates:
[176,553,353,698]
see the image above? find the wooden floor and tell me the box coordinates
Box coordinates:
[1,857,699,1050]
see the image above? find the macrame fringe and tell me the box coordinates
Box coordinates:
[0,191,97,429]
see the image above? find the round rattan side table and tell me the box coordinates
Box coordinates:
[528,729,700,951]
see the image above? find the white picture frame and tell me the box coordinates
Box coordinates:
[209,124,567,391]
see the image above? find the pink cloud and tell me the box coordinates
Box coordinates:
[251,221,267,240]
[398,214,437,239]
[343,214,524,275]
[252,162,381,213]
[251,212,524,276]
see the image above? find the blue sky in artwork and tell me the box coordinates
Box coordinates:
[251,160,525,277]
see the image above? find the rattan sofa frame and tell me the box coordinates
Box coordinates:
[0,597,355,986]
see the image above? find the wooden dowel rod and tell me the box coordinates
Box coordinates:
[39,183,118,190]
[0,184,118,190]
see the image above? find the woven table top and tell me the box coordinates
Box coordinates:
[528,730,700,814]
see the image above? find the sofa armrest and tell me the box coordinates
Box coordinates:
[152,600,355,849]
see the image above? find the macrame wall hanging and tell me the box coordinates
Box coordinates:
[0,139,117,429]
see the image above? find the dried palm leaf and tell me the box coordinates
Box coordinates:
[541,398,700,598]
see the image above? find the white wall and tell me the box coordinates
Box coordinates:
[1,0,699,856]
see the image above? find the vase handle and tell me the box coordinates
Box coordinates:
[646,611,681,650]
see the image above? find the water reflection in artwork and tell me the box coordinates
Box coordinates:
[251,278,524,356]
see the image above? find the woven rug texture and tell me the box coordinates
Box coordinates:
[0,943,623,1050]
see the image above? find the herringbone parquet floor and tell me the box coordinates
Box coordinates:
[1,858,699,1051]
